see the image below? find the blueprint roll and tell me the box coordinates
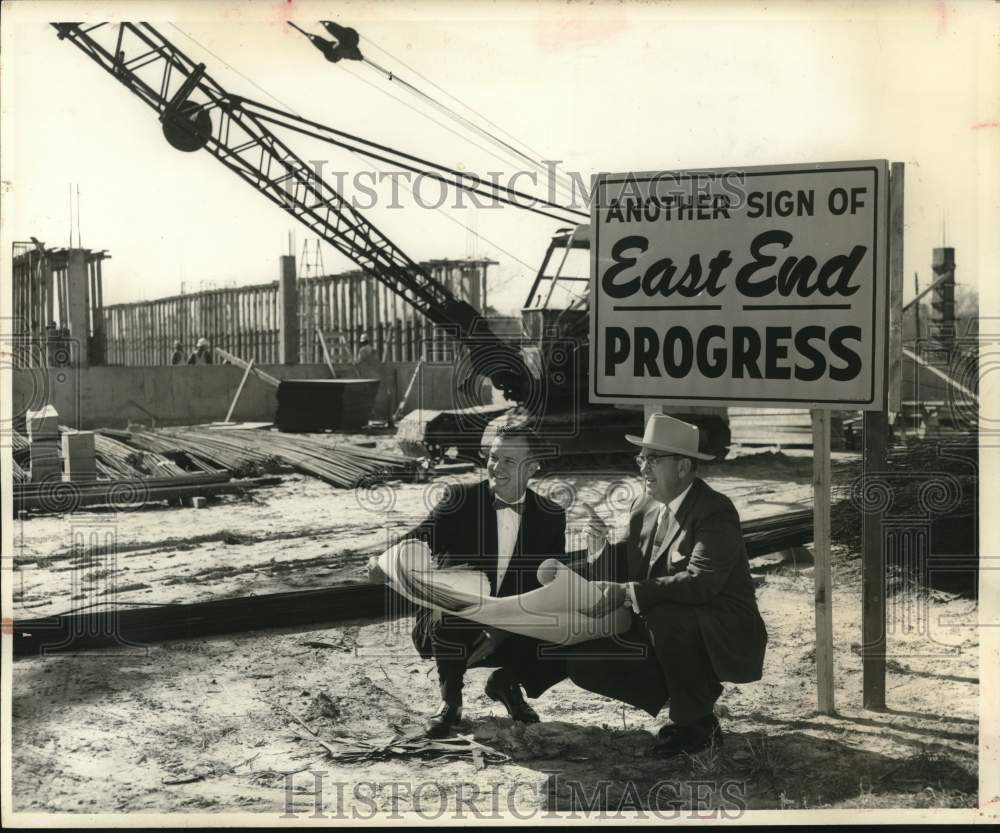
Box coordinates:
[375,543,631,645]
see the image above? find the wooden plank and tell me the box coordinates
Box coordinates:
[316,326,337,378]
[254,289,262,362]
[214,347,281,388]
[225,358,255,423]
[270,286,278,364]
[862,409,888,710]
[12,581,389,656]
[349,275,357,352]
[237,291,244,359]
[811,408,835,715]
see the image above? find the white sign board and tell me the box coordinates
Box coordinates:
[590,161,890,409]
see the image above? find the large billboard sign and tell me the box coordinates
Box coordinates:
[590,161,890,409]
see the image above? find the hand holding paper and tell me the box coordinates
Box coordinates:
[376,541,631,646]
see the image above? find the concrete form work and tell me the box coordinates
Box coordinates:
[11,242,110,367]
[100,257,497,367]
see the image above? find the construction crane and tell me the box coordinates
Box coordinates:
[51,22,729,462]
[51,21,536,404]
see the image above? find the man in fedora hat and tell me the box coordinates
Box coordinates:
[566,413,767,757]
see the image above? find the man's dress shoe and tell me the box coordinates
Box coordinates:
[650,714,722,758]
[484,676,540,723]
[425,702,463,738]
[656,719,680,739]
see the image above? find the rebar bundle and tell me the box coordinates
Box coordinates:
[122,426,416,488]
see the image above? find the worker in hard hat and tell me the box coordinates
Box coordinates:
[187,337,213,365]
[354,332,378,366]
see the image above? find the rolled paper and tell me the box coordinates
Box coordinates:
[375,542,631,645]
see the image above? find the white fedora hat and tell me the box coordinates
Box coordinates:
[625,413,715,461]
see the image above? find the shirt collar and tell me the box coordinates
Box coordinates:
[493,491,527,508]
[661,482,693,518]
[493,495,524,509]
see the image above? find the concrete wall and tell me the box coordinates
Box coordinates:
[11,360,491,431]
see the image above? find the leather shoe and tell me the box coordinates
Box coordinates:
[485,674,540,724]
[425,702,463,738]
[656,719,680,739]
[649,714,722,758]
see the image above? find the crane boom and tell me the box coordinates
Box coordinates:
[51,22,533,401]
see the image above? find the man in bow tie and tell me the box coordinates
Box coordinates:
[391,424,568,737]
[567,414,767,757]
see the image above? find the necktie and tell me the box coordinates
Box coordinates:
[642,507,671,578]
[653,507,672,548]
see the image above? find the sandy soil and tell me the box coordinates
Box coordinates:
[10,450,980,815]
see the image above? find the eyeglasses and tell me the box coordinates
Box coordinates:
[634,453,678,469]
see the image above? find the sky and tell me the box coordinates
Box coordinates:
[2,0,998,315]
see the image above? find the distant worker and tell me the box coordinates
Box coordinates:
[187,337,213,365]
[170,341,185,365]
[354,332,378,365]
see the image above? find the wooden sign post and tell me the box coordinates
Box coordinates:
[859,161,905,710]
[812,408,835,713]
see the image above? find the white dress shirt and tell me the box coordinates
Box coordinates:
[494,495,525,593]
[624,483,693,614]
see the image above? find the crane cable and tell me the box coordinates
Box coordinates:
[288,21,583,205]
[164,23,560,276]
[358,54,582,205]
[242,98,587,223]
[359,32,580,198]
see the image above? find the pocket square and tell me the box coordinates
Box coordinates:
[670,550,686,563]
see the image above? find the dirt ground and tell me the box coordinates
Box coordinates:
[10,447,980,815]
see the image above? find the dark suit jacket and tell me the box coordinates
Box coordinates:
[406,479,567,656]
[588,477,767,683]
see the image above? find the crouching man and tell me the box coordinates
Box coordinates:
[370,425,568,737]
[568,414,767,757]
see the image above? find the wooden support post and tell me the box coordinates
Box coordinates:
[225,358,255,423]
[811,408,835,714]
[862,409,888,710]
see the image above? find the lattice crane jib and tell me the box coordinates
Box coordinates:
[52,22,532,401]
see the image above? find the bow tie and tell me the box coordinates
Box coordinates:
[494,498,525,514]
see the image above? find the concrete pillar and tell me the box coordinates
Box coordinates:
[66,249,89,367]
[279,254,298,364]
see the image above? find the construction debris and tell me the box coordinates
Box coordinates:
[831,438,977,552]
[303,733,510,766]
